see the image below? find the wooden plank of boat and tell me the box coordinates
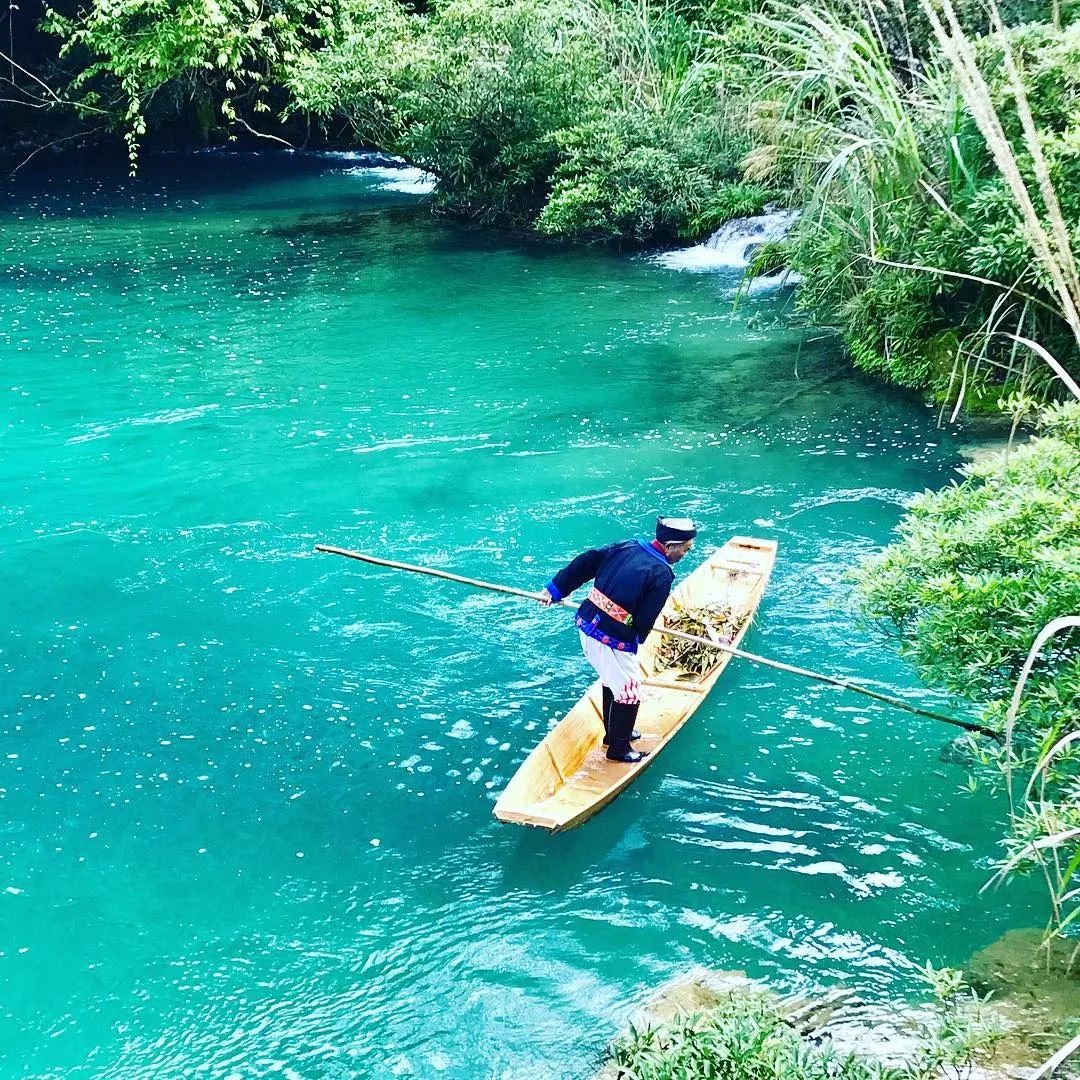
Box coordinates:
[493,536,778,833]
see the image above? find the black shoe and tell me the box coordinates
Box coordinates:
[603,730,642,745]
[605,748,650,763]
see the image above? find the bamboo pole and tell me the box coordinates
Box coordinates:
[314,544,1001,741]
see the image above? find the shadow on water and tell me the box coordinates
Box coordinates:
[5,146,402,193]
[262,203,434,243]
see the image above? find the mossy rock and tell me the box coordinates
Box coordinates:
[965,927,1080,1064]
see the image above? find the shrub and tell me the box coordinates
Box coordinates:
[294,0,769,239]
[399,0,602,224]
[854,400,1080,734]
[856,402,1080,941]
[537,109,767,243]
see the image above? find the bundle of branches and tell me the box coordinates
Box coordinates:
[655,602,743,676]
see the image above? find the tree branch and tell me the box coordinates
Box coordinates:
[234,116,294,147]
[10,126,106,175]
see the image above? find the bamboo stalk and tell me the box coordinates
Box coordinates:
[314,544,1000,740]
[1030,1030,1080,1080]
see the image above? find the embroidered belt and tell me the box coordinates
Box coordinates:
[587,587,633,625]
[576,616,637,652]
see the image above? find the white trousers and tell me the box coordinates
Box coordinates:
[579,632,642,704]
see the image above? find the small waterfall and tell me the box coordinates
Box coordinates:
[703,209,800,265]
[650,208,799,273]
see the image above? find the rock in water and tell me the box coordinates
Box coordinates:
[966,927,1080,1067]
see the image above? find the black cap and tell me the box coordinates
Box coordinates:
[656,517,698,543]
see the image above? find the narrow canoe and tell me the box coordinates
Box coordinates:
[493,536,778,833]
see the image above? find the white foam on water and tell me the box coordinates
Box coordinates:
[447,719,474,740]
[337,165,437,194]
[378,168,437,194]
[735,269,804,294]
[650,209,799,272]
[317,150,382,160]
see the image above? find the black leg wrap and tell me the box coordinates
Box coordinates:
[606,701,642,760]
[603,687,640,745]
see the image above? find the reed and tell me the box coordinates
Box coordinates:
[989,615,1080,943]
[754,0,1079,404]
[920,0,1080,389]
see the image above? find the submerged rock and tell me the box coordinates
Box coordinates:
[611,966,749,1030]
[939,733,975,765]
[965,927,1080,1069]
[957,436,1029,466]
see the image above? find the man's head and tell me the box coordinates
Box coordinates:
[655,516,698,564]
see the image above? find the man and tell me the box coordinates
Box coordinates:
[539,517,698,763]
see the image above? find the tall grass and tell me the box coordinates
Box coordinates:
[753,3,930,217]
[753,0,1080,404]
[919,0,1080,395]
[991,614,1080,944]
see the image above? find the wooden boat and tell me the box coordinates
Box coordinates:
[493,536,778,833]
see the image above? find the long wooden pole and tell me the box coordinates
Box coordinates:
[314,544,1001,741]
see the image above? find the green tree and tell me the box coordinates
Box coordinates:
[45,0,341,162]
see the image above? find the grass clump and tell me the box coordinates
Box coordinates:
[610,993,889,1080]
[607,974,1005,1080]
[747,238,791,277]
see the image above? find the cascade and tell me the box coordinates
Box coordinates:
[651,208,799,272]
[702,208,799,264]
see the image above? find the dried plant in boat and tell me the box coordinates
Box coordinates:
[654,601,744,676]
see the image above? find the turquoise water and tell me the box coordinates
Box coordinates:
[2,153,1044,1078]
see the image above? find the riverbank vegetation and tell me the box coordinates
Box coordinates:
[8,0,1078,404]
[855,401,1080,945]
[605,971,1005,1079]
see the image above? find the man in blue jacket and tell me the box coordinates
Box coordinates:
[539,517,698,763]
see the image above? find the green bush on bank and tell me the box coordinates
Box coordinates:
[289,0,765,240]
[385,0,600,226]
[854,401,1080,744]
[537,115,768,243]
[854,401,1080,937]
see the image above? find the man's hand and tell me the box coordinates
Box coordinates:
[538,588,555,607]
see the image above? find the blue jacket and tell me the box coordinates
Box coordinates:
[545,539,674,653]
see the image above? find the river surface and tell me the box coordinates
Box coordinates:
[1,152,1044,1078]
